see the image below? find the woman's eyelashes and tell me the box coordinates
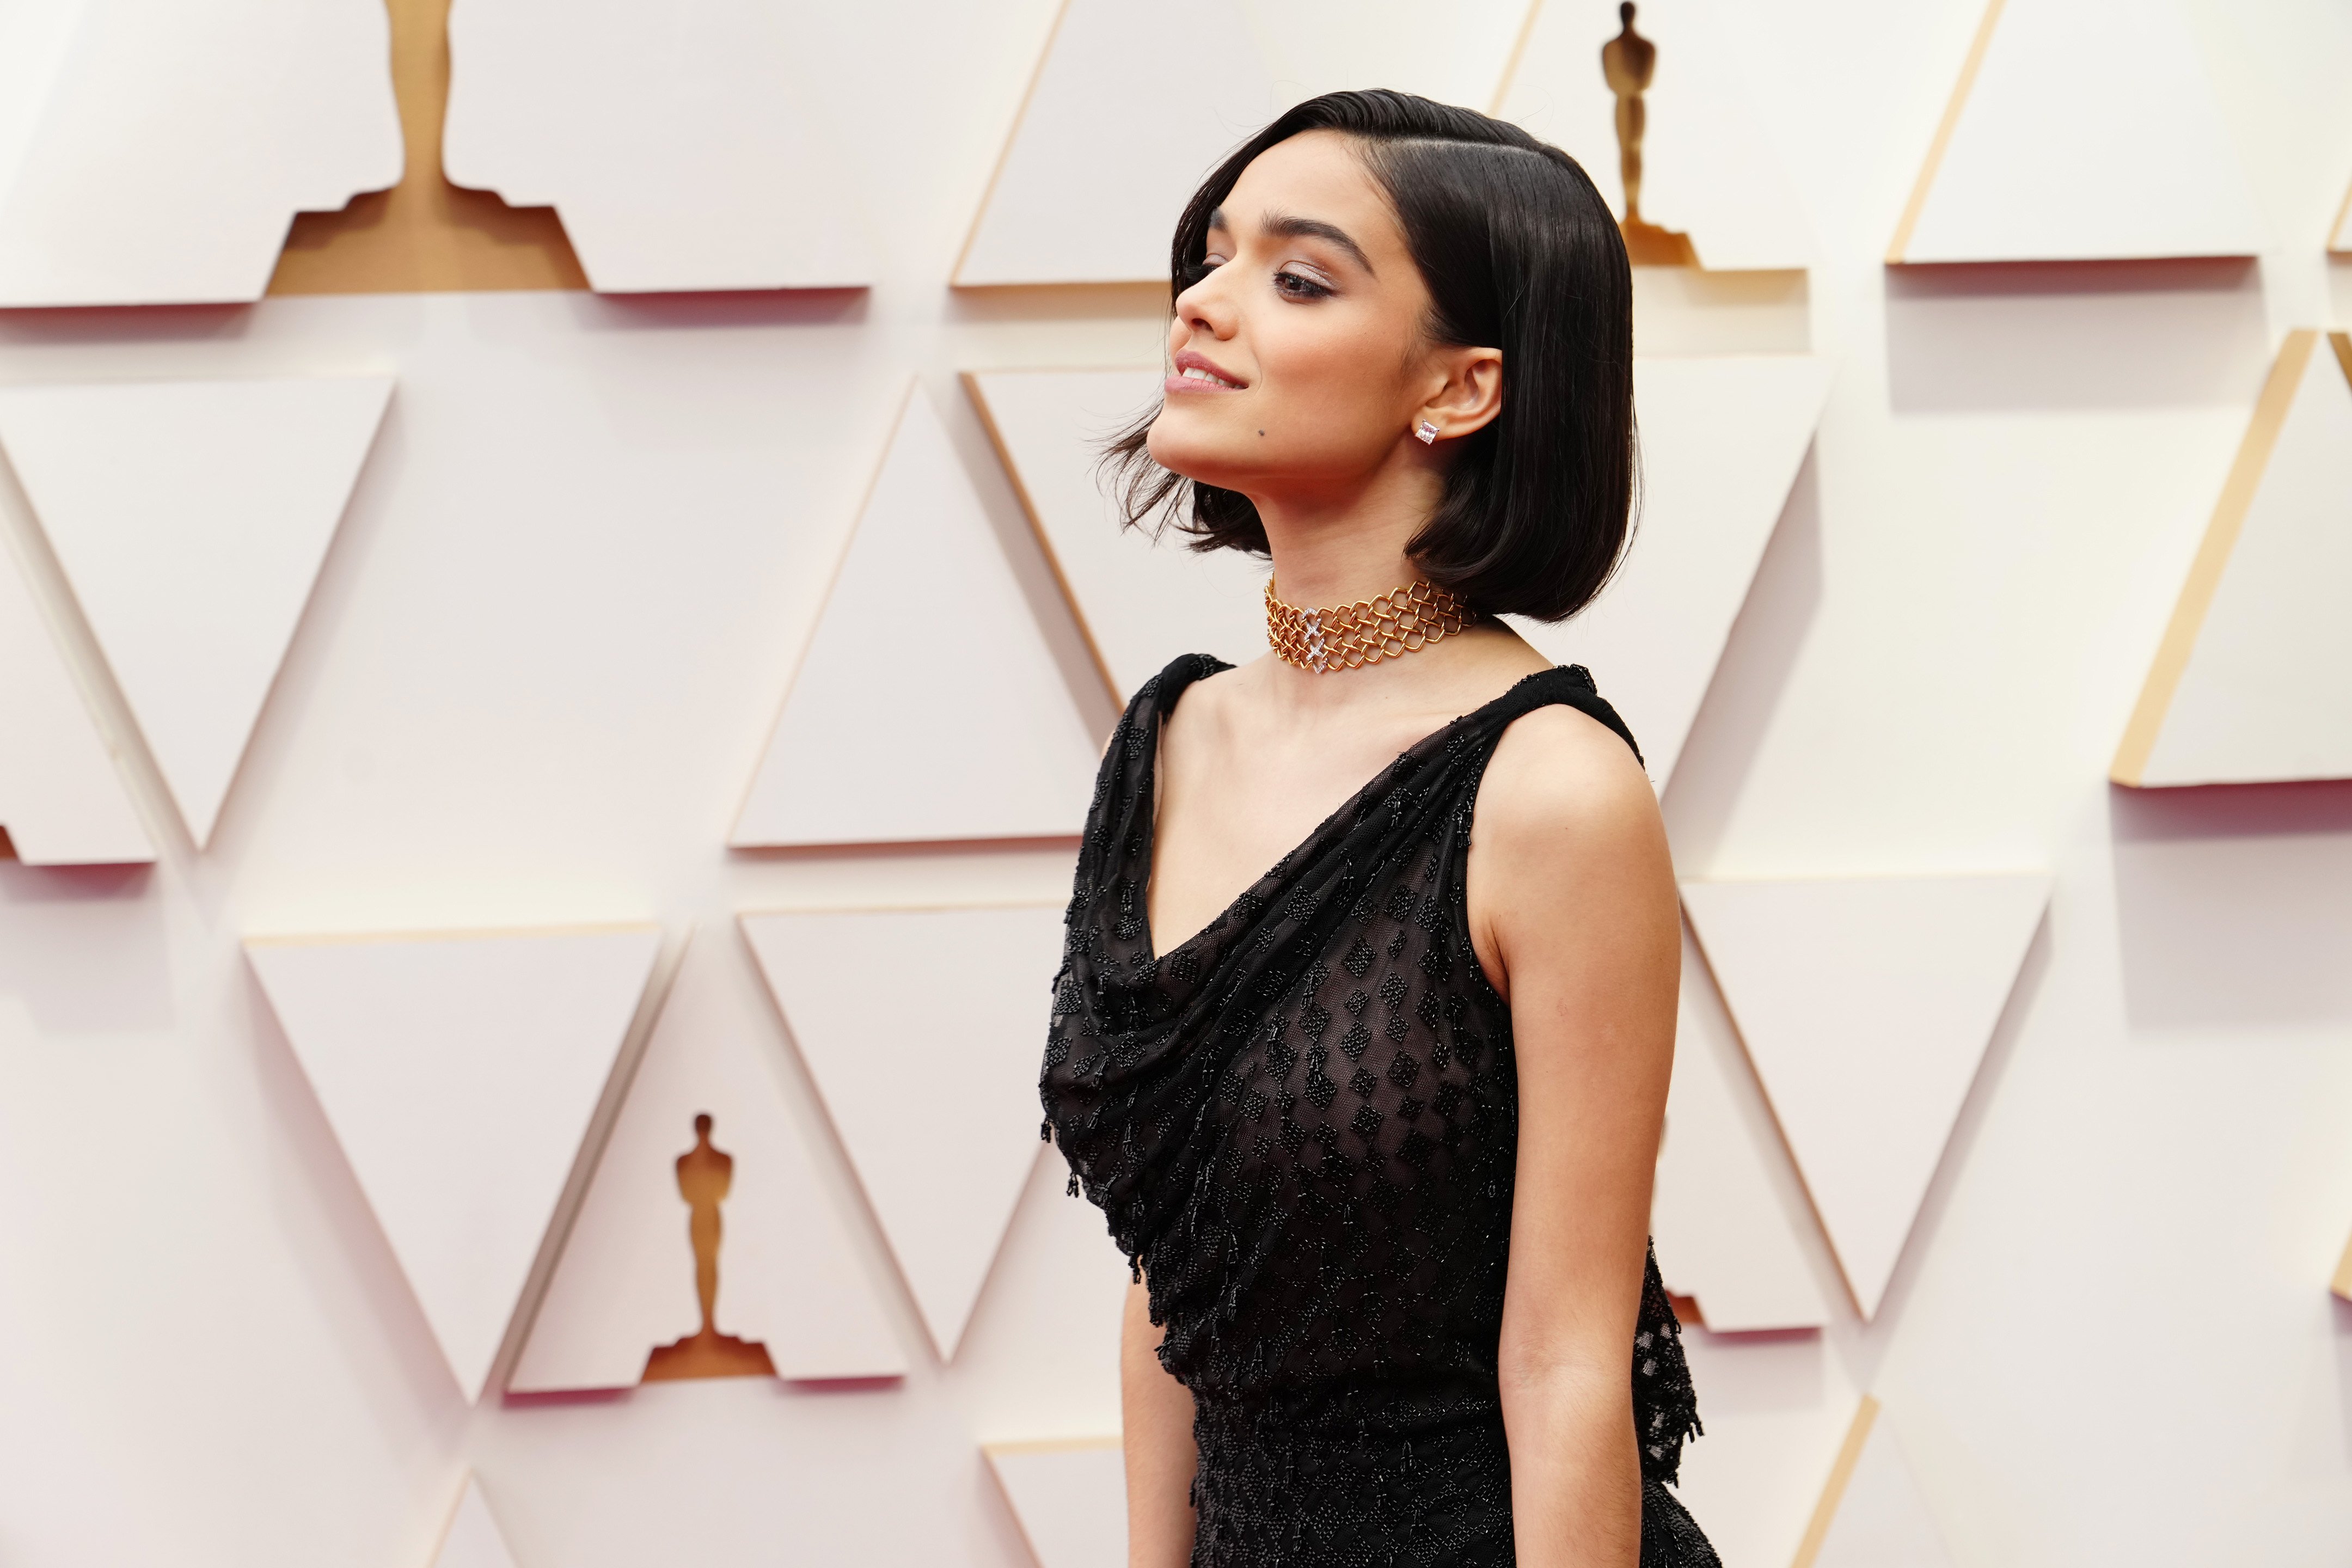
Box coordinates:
[1181,252,1230,287]
[1180,252,1333,299]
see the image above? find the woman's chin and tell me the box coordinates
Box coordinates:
[1146,428,1251,492]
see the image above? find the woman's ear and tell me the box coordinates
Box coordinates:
[1413,346,1504,445]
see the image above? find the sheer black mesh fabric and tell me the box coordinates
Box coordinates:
[1041,654,1718,1567]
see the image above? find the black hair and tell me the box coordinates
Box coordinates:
[1103,89,1635,623]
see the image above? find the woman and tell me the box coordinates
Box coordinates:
[1039,90,1715,1567]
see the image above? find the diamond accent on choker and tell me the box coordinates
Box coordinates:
[1264,578,1471,674]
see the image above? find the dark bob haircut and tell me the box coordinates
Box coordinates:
[1104,88,1636,623]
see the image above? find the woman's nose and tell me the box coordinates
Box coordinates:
[1176,277,1235,340]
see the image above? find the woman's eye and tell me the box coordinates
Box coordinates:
[1273,270,1332,300]
[1180,256,1226,287]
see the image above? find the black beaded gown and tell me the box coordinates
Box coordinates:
[1040,654,1719,1567]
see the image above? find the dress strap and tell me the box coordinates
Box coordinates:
[1473,663,1645,769]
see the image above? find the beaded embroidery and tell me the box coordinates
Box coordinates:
[1040,654,1718,1567]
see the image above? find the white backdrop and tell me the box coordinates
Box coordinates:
[1,1,2350,1565]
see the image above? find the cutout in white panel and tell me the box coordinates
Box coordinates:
[1521,356,1832,787]
[0,377,392,848]
[742,904,1063,1359]
[732,385,1099,848]
[957,0,1277,285]
[1681,875,2048,1318]
[431,1476,521,1568]
[247,924,662,1399]
[1889,0,2263,264]
[1496,0,1814,270]
[0,537,150,865]
[2118,332,2352,787]
[967,369,1267,699]
[442,0,870,292]
[0,0,400,305]
[512,929,905,1392]
[1651,927,1830,1332]
[1793,1398,1958,1568]
[987,1438,1127,1568]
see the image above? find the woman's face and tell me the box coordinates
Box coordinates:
[1147,131,1484,507]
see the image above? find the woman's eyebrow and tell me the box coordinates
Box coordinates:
[1261,212,1375,275]
[1204,206,1375,275]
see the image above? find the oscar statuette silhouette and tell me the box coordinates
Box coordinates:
[1601,3,1699,267]
[642,1113,777,1381]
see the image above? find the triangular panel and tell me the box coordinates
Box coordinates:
[2116,331,2352,787]
[441,0,870,292]
[2332,1231,2352,1303]
[0,0,400,305]
[1651,926,1832,1332]
[2331,181,2351,256]
[986,1438,1127,1568]
[1681,875,2049,1318]
[0,536,150,865]
[1793,1398,1959,1568]
[1496,0,1813,271]
[248,923,662,1398]
[956,0,1278,285]
[1889,0,2263,264]
[960,0,1550,288]
[741,903,1062,1359]
[431,1475,522,1568]
[732,384,1099,848]
[512,928,905,1391]
[0,377,393,847]
[1521,356,1833,787]
[966,368,1269,700]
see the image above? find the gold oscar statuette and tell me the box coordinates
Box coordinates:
[1601,2,1699,268]
[642,1113,777,1381]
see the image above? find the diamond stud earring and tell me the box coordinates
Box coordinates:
[1414,419,1440,445]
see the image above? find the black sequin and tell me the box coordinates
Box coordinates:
[1042,654,1717,1567]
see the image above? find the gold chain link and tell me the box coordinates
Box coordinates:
[1264,577,1472,675]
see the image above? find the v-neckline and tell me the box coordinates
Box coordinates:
[1137,661,1565,966]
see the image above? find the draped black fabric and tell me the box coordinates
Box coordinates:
[1041,653,1718,1567]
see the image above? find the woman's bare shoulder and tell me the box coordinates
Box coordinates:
[1475,700,1661,862]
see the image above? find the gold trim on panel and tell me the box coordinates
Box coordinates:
[1487,0,1548,116]
[734,899,1064,928]
[950,0,1077,288]
[2332,1230,2352,1302]
[983,1434,1122,1457]
[1677,903,1864,1320]
[267,0,588,295]
[2110,330,2319,786]
[982,1435,1126,1568]
[961,370,1126,703]
[2329,179,2352,259]
[1885,0,2009,265]
[494,923,690,1396]
[1789,1395,1881,1568]
[243,920,660,948]
[724,381,924,847]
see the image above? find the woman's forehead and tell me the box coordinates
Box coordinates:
[1222,135,1381,218]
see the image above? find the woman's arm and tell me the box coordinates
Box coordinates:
[1469,708,1681,1568]
[1122,1276,1199,1568]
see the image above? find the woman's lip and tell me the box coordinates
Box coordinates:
[1165,370,1244,395]
[1171,351,1246,390]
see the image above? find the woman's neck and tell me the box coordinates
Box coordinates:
[1250,455,1443,608]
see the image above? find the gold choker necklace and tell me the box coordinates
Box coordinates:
[1264,577,1471,674]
